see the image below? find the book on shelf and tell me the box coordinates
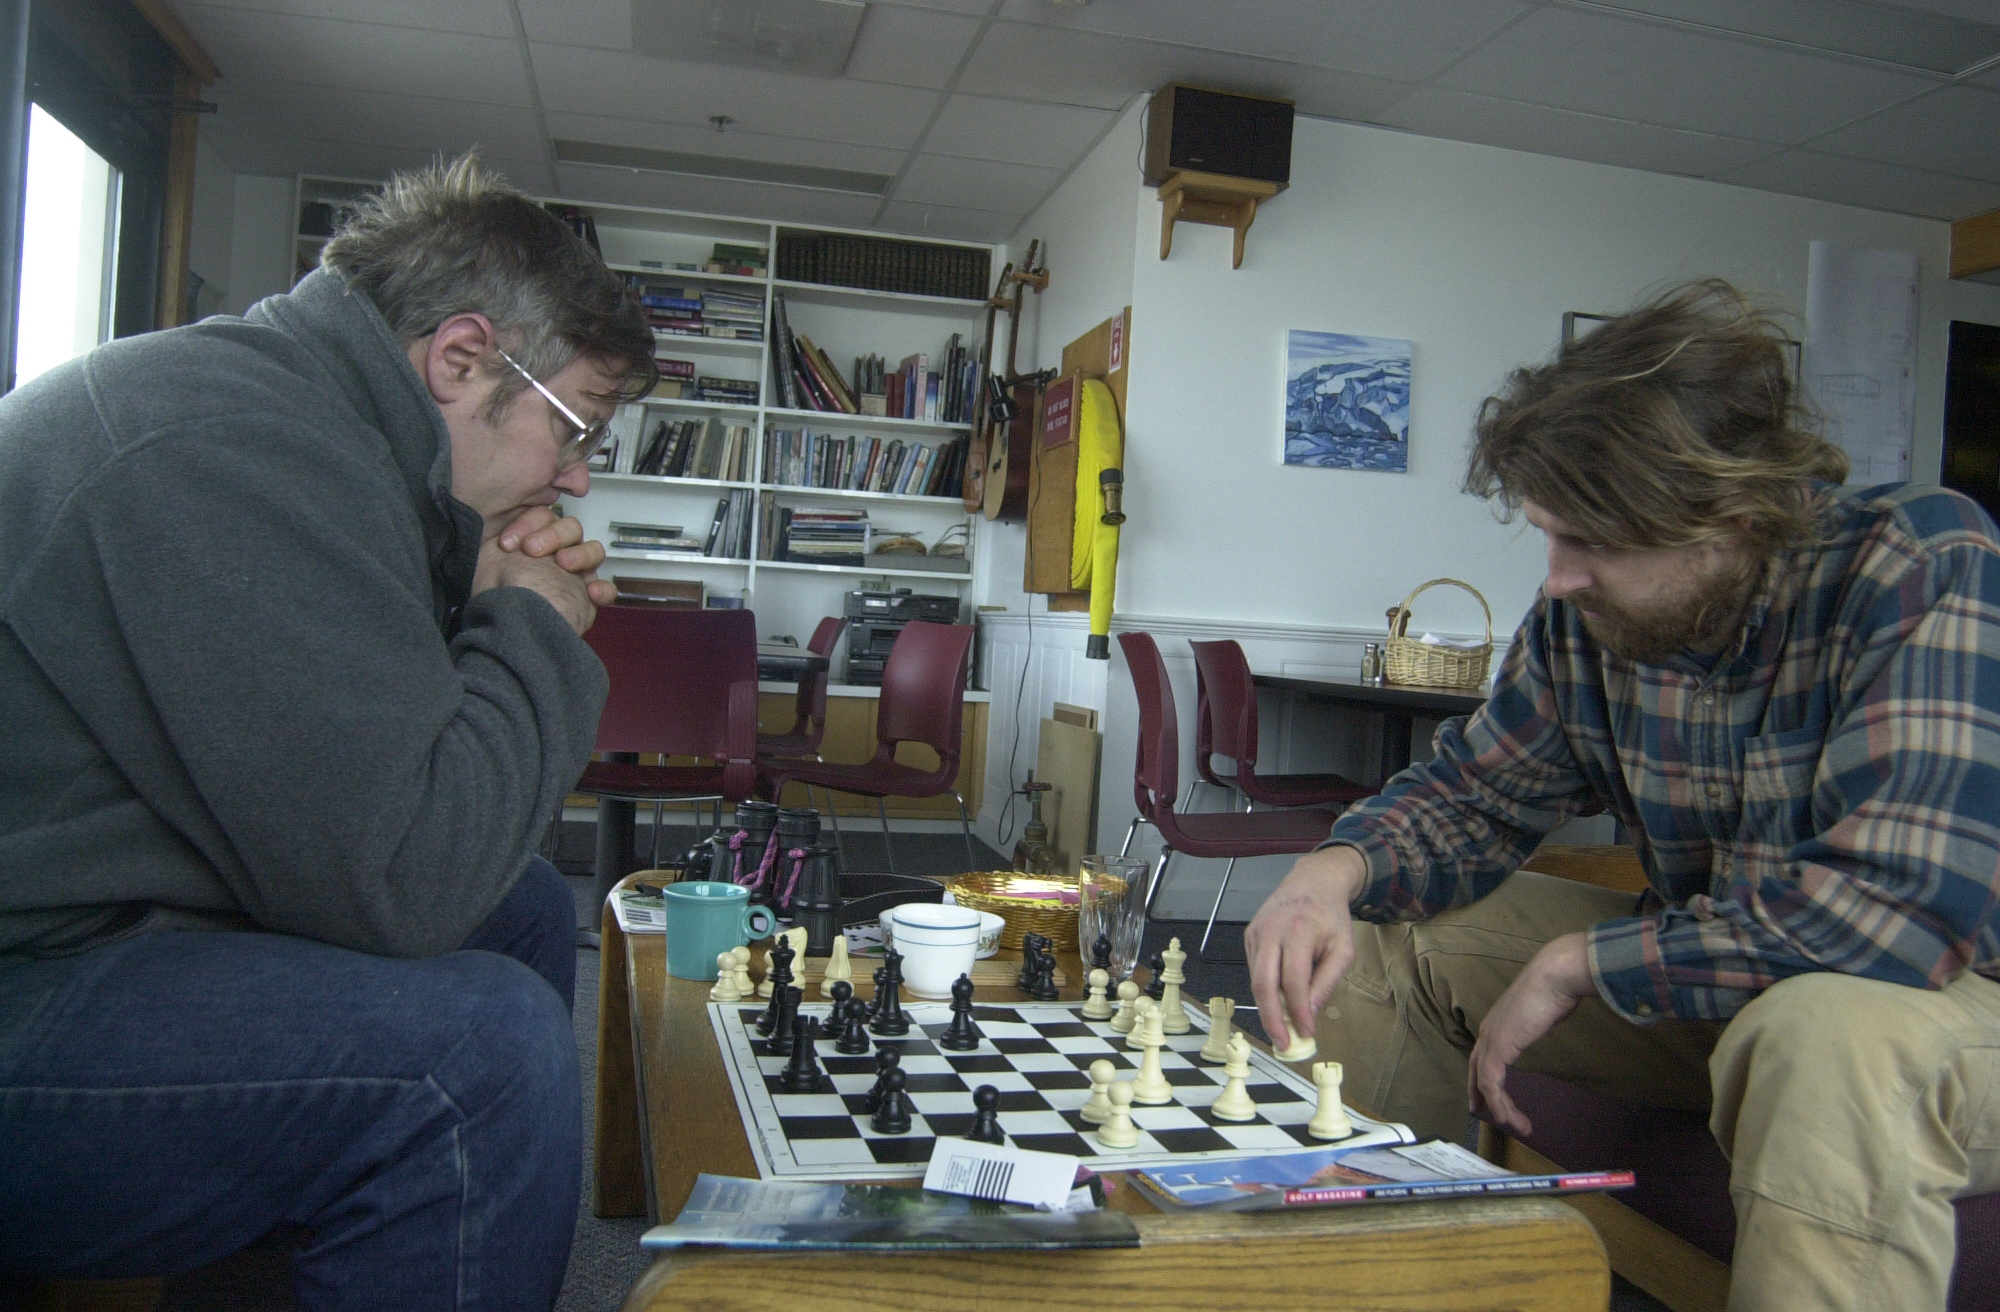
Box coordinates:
[769,292,803,411]
[693,375,758,406]
[780,505,868,567]
[699,488,755,560]
[611,576,704,609]
[1131,1138,1634,1213]
[655,357,697,381]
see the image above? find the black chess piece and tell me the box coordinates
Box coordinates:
[767,984,802,1056]
[757,939,797,1035]
[863,965,887,1018]
[1027,945,1061,1001]
[863,1046,902,1113]
[870,1067,912,1135]
[1145,951,1167,1002]
[1016,933,1048,993]
[834,996,871,1054]
[965,1084,1005,1145]
[1091,932,1113,973]
[778,1013,823,1092]
[938,973,981,1051]
[869,949,909,1036]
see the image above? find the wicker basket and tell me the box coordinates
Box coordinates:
[943,871,1080,950]
[1384,578,1493,690]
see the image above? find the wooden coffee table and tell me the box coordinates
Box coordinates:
[593,884,1610,1312]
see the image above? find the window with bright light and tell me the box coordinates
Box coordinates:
[15,103,119,388]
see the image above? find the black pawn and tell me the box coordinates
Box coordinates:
[1145,951,1167,1002]
[863,965,887,1018]
[778,1013,823,1092]
[869,949,909,1036]
[863,1046,902,1113]
[938,973,981,1051]
[870,1067,912,1135]
[1027,946,1061,1001]
[767,984,801,1056]
[1091,932,1113,972]
[965,1085,1004,1145]
[834,996,871,1054]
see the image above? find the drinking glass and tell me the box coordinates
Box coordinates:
[1078,855,1151,983]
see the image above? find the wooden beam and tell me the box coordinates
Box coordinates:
[155,64,201,329]
[1951,208,2000,281]
[127,0,218,84]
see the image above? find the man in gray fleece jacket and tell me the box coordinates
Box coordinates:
[0,157,657,1310]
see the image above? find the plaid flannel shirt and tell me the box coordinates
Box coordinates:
[1327,483,2000,1023]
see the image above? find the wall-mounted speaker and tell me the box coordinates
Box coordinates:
[1142,84,1295,188]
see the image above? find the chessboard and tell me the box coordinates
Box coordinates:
[708,998,1414,1182]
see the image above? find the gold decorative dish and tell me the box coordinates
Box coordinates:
[943,871,1080,950]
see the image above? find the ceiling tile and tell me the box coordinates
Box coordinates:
[957,19,1410,118]
[993,0,1531,82]
[872,0,994,14]
[845,5,983,89]
[200,127,546,187]
[209,78,546,160]
[166,0,516,38]
[1586,0,2000,77]
[529,43,942,148]
[1435,6,1940,142]
[176,4,532,106]
[923,94,1115,167]
[546,112,908,175]
[876,199,1019,243]
[553,162,886,225]
[1370,87,1778,177]
[892,152,1059,211]
[1716,148,2000,220]
[517,0,630,49]
[1809,85,2000,182]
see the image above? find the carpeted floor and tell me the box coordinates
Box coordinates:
[152,823,1667,1312]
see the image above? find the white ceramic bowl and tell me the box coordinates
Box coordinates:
[975,910,1005,959]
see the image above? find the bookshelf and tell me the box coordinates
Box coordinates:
[292,175,380,287]
[553,198,997,648]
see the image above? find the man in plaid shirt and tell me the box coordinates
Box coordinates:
[1248,280,2000,1312]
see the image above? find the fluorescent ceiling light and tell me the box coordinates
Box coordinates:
[632,0,865,78]
[553,139,892,195]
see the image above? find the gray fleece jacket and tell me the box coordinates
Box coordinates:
[0,268,607,962]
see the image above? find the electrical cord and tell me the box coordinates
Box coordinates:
[994,599,1035,849]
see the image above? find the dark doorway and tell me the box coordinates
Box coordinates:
[1944,320,2000,526]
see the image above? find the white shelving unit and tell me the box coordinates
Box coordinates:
[292,175,381,286]
[557,200,1000,647]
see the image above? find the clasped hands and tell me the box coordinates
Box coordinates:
[472,507,615,634]
[1244,847,1595,1137]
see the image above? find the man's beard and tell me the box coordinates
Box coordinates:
[1574,555,1761,664]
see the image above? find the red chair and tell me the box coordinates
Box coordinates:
[1119,631,1346,953]
[757,615,843,759]
[1189,639,1374,811]
[577,605,761,872]
[761,621,977,875]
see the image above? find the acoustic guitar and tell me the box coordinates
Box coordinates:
[961,242,1047,522]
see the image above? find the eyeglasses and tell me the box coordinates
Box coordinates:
[493,345,610,470]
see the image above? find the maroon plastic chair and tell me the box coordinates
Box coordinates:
[761,621,977,875]
[1190,639,1374,810]
[576,605,760,869]
[757,615,843,759]
[1119,631,1345,952]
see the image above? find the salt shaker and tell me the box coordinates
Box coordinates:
[1360,642,1385,684]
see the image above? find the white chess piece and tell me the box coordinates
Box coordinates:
[755,945,774,999]
[1210,1031,1257,1121]
[1198,997,1236,1064]
[1159,937,1190,1034]
[1125,996,1157,1051]
[731,946,754,999]
[819,934,852,999]
[710,952,743,1002]
[1095,1080,1141,1149]
[1080,1058,1116,1124]
[1081,968,1113,1020]
[1109,980,1141,1034]
[1272,1027,1317,1064]
[1307,1061,1354,1140]
[1130,1004,1173,1105]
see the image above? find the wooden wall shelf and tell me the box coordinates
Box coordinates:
[1157,171,1283,270]
[1951,207,2000,282]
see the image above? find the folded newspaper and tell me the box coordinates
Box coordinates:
[1132,1138,1632,1212]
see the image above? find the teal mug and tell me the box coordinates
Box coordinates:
[663,881,777,981]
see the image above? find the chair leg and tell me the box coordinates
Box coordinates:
[1142,845,1175,921]
[816,786,848,871]
[1119,815,1156,858]
[1199,857,1240,955]
[876,796,896,875]
[650,801,664,869]
[952,791,976,871]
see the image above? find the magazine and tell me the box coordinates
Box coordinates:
[641,1174,1139,1252]
[1132,1138,1633,1212]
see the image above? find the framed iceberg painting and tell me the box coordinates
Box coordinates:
[1285,330,1412,472]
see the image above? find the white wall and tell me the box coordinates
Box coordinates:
[225,174,295,316]
[186,135,236,319]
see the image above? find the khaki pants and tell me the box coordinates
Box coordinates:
[1316,871,2000,1312]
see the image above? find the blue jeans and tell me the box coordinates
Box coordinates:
[0,857,581,1311]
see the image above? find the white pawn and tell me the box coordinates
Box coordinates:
[1109,980,1141,1034]
[1079,1058,1116,1124]
[1159,937,1190,1034]
[730,946,754,999]
[1095,1080,1140,1149]
[818,934,852,999]
[1308,1061,1354,1141]
[1130,1004,1173,1105]
[1081,968,1113,1020]
[755,947,774,999]
[1125,996,1157,1051]
[1199,997,1236,1064]
[1210,1031,1256,1122]
[710,952,743,1002]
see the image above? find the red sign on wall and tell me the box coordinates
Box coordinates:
[1041,375,1076,449]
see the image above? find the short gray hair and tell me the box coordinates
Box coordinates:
[321,153,657,411]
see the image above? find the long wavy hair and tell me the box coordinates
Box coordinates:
[1464,279,1847,554]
